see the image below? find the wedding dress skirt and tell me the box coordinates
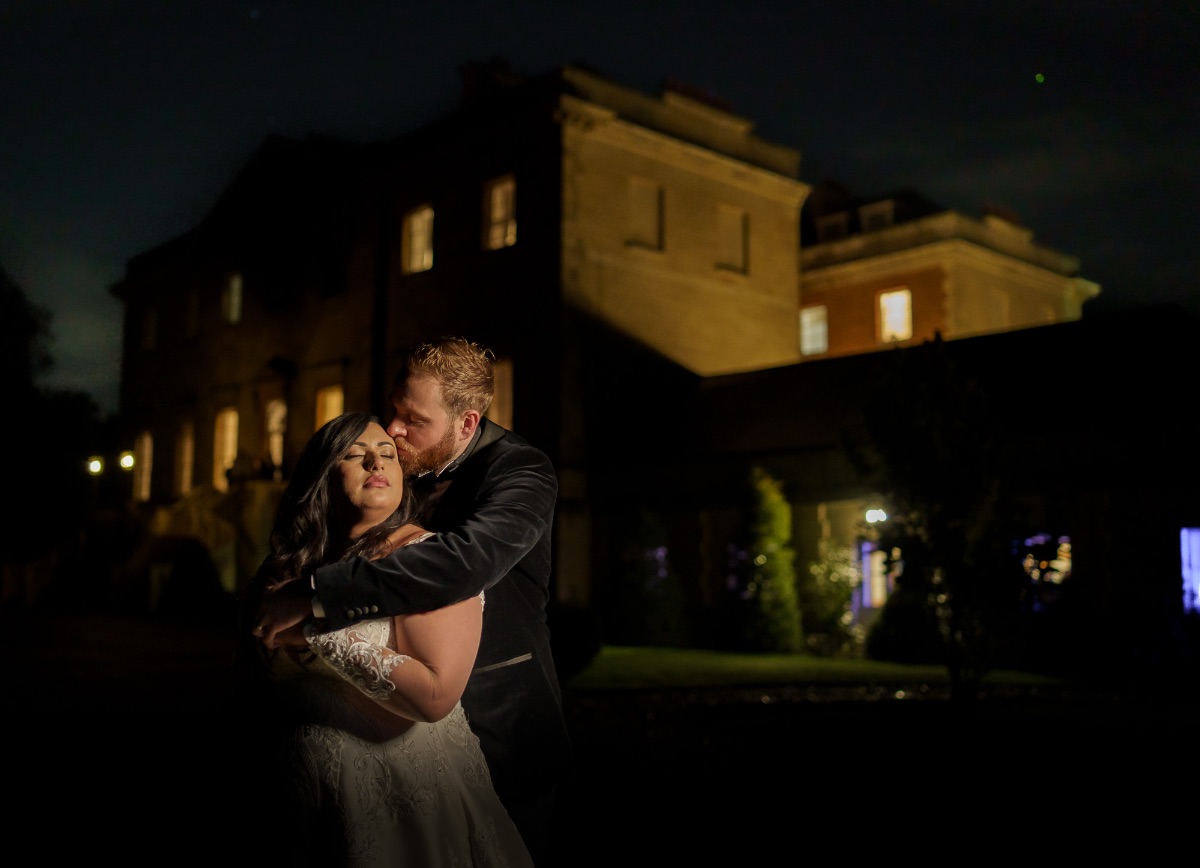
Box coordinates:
[267,616,533,867]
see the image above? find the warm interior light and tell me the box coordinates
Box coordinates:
[119,451,135,470]
[865,509,888,524]
[87,456,103,475]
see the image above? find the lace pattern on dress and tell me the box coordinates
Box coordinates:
[301,531,438,701]
[270,530,529,866]
[304,621,411,701]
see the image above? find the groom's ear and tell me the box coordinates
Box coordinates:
[459,409,481,440]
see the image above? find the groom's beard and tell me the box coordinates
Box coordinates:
[398,425,459,476]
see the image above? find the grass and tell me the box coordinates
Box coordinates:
[562,645,1061,691]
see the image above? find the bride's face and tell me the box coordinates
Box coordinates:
[335,421,404,524]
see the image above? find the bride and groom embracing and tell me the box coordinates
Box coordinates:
[240,337,573,866]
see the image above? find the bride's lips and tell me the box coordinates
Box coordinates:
[365,475,390,487]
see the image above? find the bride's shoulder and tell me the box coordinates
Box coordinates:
[383,524,435,551]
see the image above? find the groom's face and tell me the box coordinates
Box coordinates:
[386,371,462,475]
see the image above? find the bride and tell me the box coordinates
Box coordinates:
[238,411,532,867]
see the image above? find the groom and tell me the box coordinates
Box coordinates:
[255,337,572,863]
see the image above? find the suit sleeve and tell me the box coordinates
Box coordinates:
[313,440,556,630]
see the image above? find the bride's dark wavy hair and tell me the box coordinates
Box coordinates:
[262,411,415,587]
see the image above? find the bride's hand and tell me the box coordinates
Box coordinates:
[270,619,317,650]
[254,579,314,649]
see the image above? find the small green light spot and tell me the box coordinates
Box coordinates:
[1035,73,1045,83]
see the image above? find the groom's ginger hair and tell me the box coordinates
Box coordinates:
[399,337,495,417]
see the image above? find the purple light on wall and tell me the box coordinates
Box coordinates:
[1181,528,1200,614]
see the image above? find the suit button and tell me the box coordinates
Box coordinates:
[369,605,379,614]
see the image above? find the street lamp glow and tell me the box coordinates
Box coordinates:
[119,451,135,470]
[87,456,104,475]
[865,508,888,524]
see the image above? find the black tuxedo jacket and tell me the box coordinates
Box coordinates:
[313,418,573,804]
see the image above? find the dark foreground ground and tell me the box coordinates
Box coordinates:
[3,610,1197,865]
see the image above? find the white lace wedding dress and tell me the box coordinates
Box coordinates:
[266,586,532,866]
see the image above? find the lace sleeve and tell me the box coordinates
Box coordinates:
[303,623,410,701]
[303,530,448,703]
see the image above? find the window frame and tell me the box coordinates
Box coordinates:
[800,305,829,356]
[401,204,435,274]
[878,287,913,343]
[482,174,517,251]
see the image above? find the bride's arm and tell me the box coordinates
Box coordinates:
[302,526,482,722]
[302,596,481,723]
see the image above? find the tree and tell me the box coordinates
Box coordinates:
[730,466,803,653]
[0,262,51,406]
[849,335,1030,700]
[0,262,107,593]
[799,543,862,656]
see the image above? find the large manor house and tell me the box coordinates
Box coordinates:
[109,61,1198,648]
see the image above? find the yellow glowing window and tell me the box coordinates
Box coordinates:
[487,358,514,431]
[222,273,243,324]
[213,407,238,492]
[800,306,828,356]
[402,205,434,273]
[483,175,517,250]
[265,399,287,478]
[174,421,193,497]
[133,430,153,503]
[879,288,912,343]
[315,385,343,431]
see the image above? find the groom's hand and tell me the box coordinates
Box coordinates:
[254,579,315,650]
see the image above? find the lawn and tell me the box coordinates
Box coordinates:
[562,645,1060,691]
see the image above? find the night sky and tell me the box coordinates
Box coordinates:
[3,0,1197,413]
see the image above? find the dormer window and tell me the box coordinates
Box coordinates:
[858,200,896,233]
[815,212,848,242]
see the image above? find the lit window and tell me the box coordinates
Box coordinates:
[483,175,517,250]
[315,385,343,431]
[716,204,748,273]
[265,399,287,480]
[213,407,238,492]
[222,273,243,324]
[800,306,828,356]
[402,205,434,273]
[141,309,157,351]
[627,177,663,250]
[879,288,912,343]
[487,358,514,430]
[174,421,193,497]
[133,431,153,503]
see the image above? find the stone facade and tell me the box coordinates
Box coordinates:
[110,62,1111,628]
